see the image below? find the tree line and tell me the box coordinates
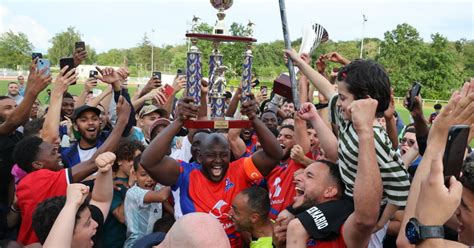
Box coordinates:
[0,23,472,100]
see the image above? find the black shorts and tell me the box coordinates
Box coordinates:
[296,197,354,240]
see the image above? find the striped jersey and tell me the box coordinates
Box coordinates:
[329,95,410,207]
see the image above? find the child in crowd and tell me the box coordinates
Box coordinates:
[102,139,145,248]
[124,154,171,248]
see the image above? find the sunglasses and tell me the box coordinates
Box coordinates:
[400,138,416,147]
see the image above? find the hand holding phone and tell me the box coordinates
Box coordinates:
[152,71,162,80]
[443,125,470,183]
[32,53,43,60]
[163,84,174,98]
[36,59,51,76]
[60,57,76,85]
[407,82,422,112]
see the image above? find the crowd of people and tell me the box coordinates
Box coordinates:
[0,44,473,248]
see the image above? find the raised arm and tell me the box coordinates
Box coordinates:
[141,97,199,186]
[70,96,131,182]
[143,187,172,203]
[343,99,383,247]
[42,184,89,248]
[0,59,51,135]
[384,90,399,149]
[397,82,474,247]
[285,50,336,100]
[225,86,242,118]
[228,128,247,159]
[40,66,77,144]
[296,103,338,162]
[245,94,284,176]
[87,86,112,107]
[90,152,115,220]
[75,78,97,107]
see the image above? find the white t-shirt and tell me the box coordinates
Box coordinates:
[78,146,97,163]
[170,136,192,162]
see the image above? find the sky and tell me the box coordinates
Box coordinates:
[0,0,472,54]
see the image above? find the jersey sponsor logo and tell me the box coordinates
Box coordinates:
[269,177,282,199]
[209,200,229,219]
[224,178,234,192]
[306,206,329,230]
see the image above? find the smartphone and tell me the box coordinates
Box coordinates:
[443,125,470,181]
[75,41,86,50]
[89,70,98,78]
[59,57,76,85]
[32,52,43,60]
[163,84,174,98]
[177,68,186,77]
[260,86,268,95]
[36,59,51,76]
[407,82,422,111]
[252,79,260,88]
[152,71,162,80]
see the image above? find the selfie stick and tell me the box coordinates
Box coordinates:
[278,0,300,110]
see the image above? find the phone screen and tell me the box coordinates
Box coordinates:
[443,125,470,180]
[407,82,421,111]
[89,70,98,78]
[75,41,85,50]
[60,57,76,85]
[36,59,51,76]
[152,71,162,80]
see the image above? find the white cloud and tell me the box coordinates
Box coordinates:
[0,5,50,52]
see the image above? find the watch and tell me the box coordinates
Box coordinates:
[405,218,445,244]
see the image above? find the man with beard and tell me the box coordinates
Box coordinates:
[275,99,384,248]
[6,82,23,105]
[229,186,274,248]
[60,67,134,167]
[141,95,283,248]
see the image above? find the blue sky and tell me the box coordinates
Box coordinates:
[1,0,472,53]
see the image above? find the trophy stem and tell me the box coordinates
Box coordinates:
[241,43,253,105]
[186,37,202,106]
[209,41,223,98]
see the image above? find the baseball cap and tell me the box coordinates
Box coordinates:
[139,105,168,119]
[150,118,171,137]
[72,105,101,122]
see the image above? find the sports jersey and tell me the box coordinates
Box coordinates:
[171,157,263,248]
[16,169,71,245]
[245,134,258,155]
[266,160,304,220]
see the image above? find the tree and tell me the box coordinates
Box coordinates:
[0,31,33,69]
[47,27,97,65]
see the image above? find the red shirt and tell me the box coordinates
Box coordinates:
[16,169,71,245]
[173,157,263,248]
[308,225,346,247]
[266,160,304,219]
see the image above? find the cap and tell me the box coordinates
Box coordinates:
[150,118,171,136]
[139,105,167,118]
[72,105,101,122]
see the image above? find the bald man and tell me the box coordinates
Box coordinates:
[156,213,230,248]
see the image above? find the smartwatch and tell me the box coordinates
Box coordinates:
[405,218,445,244]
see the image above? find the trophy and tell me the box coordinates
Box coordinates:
[273,22,329,102]
[184,0,256,129]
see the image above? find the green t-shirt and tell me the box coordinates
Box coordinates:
[250,237,273,248]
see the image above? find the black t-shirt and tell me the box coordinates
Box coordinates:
[0,131,23,205]
[89,204,104,248]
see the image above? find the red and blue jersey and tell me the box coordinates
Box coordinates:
[244,134,258,155]
[171,157,263,248]
[266,159,304,220]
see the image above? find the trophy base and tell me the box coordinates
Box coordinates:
[186,33,257,43]
[184,119,252,129]
[273,73,293,101]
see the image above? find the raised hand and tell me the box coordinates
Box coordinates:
[384,88,396,119]
[176,97,199,121]
[143,77,162,92]
[73,48,87,67]
[315,54,327,73]
[284,49,304,67]
[415,154,462,226]
[325,52,349,65]
[83,77,97,93]
[116,67,130,81]
[54,66,77,94]
[153,88,168,106]
[116,95,131,121]
[95,66,121,85]
[300,53,311,65]
[290,145,306,164]
[172,75,186,94]
[25,58,52,96]
[200,79,209,95]
[240,93,259,120]
[95,152,116,173]
[65,183,90,208]
[297,102,319,121]
[348,98,378,133]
